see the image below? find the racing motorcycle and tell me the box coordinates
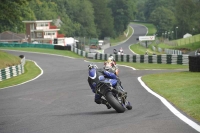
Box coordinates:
[95,81,132,113]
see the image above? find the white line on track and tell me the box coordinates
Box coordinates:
[138,77,200,132]
[84,60,137,70]
[85,59,200,131]
[1,49,199,131]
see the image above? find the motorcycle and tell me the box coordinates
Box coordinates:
[95,81,132,113]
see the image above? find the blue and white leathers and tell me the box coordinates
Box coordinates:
[88,68,118,93]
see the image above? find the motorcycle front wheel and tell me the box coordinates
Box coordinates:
[105,92,125,113]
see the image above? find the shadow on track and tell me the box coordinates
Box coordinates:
[53,110,118,117]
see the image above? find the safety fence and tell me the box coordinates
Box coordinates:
[94,54,188,65]
[72,47,189,65]
[152,46,182,55]
[164,49,182,55]
[0,56,25,81]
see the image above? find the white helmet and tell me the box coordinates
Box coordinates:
[108,56,114,62]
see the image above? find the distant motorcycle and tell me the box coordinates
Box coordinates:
[95,81,132,113]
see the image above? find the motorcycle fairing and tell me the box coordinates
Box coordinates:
[88,68,96,79]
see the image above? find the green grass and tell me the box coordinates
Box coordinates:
[1,27,200,123]
[110,26,133,45]
[130,43,148,55]
[142,71,200,121]
[0,47,84,59]
[157,42,200,51]
[130,43,165,55]
[175,34,200,46]
[0,60,41,89]
[0,50,21,69]
[132,22,157,35]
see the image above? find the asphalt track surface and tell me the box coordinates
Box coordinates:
[0,24,199,133]
[104,23,147,55]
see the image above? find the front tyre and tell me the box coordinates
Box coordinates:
[126,101,132,110]
[105,92,125,113]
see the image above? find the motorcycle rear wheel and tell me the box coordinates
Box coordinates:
[105,92,125,113]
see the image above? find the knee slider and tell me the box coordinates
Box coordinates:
[95,99,102,104]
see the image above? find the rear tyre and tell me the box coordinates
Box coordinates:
[105,92,125,113]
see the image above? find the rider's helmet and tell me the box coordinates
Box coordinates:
[88,64,98,78]
[107,56,114,62]
[88,64,98,70]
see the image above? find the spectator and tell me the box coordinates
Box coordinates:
[118,50,121,55]
[113,49,117,54]
[119,47,123,53]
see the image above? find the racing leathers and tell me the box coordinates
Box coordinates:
[88,68,124,109]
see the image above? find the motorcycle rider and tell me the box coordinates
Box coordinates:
[104,56,119,75]
[87,64,125,109]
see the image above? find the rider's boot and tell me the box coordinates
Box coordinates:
[101,99,112,109]
[115,83,127,96]
[95,96,111,109]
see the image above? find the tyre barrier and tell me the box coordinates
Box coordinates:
[189,56,200,72]
[54,45,72,50]
[0,56,25,81]
[94,53,189,65]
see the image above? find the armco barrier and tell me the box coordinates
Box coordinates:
[0,56,25,81]
[72,47,87,58]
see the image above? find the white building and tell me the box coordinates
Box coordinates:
[22,20,65,45]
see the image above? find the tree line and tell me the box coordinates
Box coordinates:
[1,0,199,40]
[0,0,136,39]
[136,0,200,39]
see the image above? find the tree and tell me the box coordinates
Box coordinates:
[90,0,114,39]
[64,0,97,37]
[135,1,146,21]
[175,0,197,37]
[109,0,136,36]
[0,0,35,33]
[144,0,175,21]
[29,0,58,20]
[149,6,176,36]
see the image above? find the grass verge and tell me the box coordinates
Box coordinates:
[0,48,83,59]
[131,22,157,35]
[110,25,133,46]
[0,50,21,69]
[0,60,41,89]
[142,71,200,121]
